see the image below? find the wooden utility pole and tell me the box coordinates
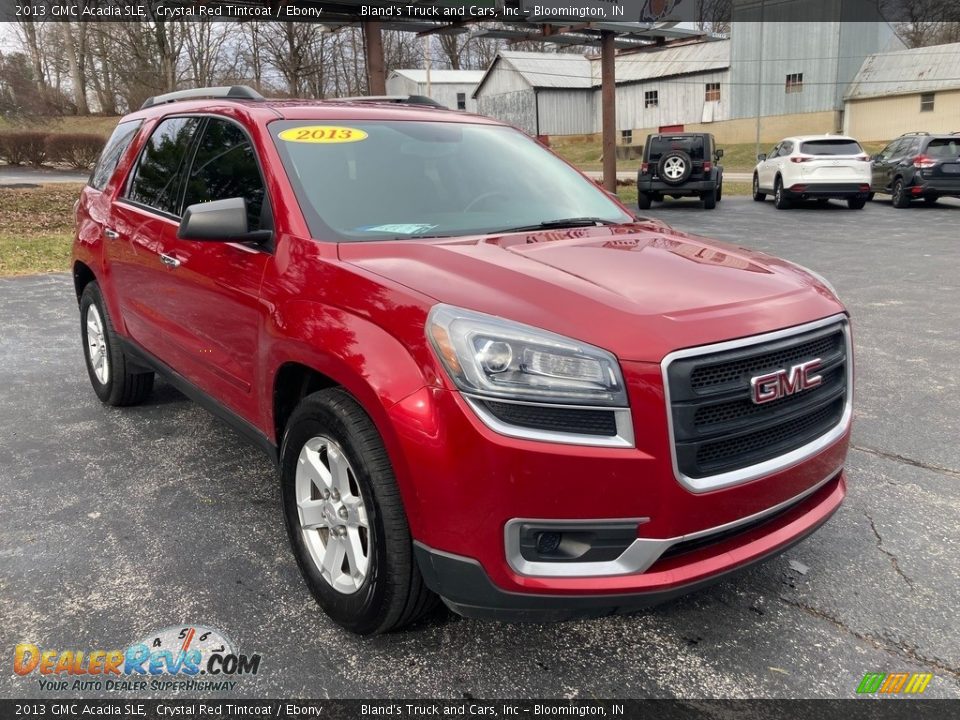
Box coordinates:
[600,31,617,193]
[365,22,386,95]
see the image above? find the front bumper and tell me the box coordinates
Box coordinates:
[388,346,851,616]
[414,470,845,621]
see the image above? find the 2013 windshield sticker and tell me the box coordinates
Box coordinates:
[278,126,368,143]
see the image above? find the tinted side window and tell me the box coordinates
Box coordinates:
[89,120,142,191]
[126,117,201,215]
[182,119,266,231]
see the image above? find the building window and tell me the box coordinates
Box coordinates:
[644,90,659,108]
[705,83,721,102]
[920,93,935,112]
[621,129,633,144]
[785,73,804,94]
[456,92,466,111]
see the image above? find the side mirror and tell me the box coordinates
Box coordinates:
[715,148,724,159]
[871,154,881,162]
[757,153,767,162]
[178,197,271,243]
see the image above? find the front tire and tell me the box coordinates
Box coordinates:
[79,282,154,406]
[752,175,766,202]
[773,177,790,209]
[280,388,437,635]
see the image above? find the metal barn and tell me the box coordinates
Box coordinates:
[844,42,960,140]
[385,69,485,112]
[473,42,731,139]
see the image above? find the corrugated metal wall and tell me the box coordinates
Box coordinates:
[537,90,595,135]
[612,71,731,133]
[477,92,537,135]
[730,20,844,118]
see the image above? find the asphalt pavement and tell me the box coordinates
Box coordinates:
[1,195,958,700]
[0,167,89,185]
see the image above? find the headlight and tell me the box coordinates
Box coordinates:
[426,304,627,407]
[792,262,840,299]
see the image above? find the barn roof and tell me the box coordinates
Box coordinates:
[389,69,486,85]
[845,42,960,100]
[473,41,730,97]
[608,40,730,83]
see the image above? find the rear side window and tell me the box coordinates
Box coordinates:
[924,138,960,159]
[182,119,266,231]
[89,120,142,191]
[799,139,863,155]
[648,136,703,161]
[126,117,201,216]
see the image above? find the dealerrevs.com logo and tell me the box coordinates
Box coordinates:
[14,625,261,693]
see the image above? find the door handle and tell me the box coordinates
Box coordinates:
[103,228,120,240]
[159,253,181,269]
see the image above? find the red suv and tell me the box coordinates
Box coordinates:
[73,86,851,634]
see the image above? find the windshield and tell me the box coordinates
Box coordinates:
[799,139,863,155]
[269,120,632,241]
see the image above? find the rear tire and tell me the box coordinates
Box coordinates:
[701,191,716,210]
[847,197,866,210]
[637,191,652,210]
[715,182,723,202]
[773,177,790,209]
[280,388,438,635]
[752,175,766,202]
[79,282,154,406]
[891,179,911,208]
[924,196,938,206]
[866,192,875,201]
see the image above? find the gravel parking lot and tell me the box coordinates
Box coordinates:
[1,195,958,699]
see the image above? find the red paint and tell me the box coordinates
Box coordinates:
[72,99,850,604]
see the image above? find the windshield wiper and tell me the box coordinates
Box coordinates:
[492,217,621,234]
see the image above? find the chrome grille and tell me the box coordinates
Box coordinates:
[665,319,850,483]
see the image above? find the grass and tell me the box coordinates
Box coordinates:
[0,184,82,276]
[555,137,890,173]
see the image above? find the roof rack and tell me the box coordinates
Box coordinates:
[901,131,930,136]
[141,85,264,110]
[328,95,448,109]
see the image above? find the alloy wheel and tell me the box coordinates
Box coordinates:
[663,157,686,180]
[85,304,110,385]
[295,435,371,594]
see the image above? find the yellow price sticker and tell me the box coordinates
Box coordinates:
[278,126,368,143]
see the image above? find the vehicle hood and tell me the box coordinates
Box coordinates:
[338,221,845,362]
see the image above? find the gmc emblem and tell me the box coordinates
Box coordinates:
[750,359,823,404]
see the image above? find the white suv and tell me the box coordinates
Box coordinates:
[752,135,871,209]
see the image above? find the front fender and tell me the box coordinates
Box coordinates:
[263,298,432,532]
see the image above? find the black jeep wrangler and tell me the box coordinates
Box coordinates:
[636,133,723,210]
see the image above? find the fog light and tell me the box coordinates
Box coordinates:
[536,531,562,555]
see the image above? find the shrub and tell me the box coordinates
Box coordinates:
[0,132,30,166]
[45,133,106,170]
[14,132,50,167]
